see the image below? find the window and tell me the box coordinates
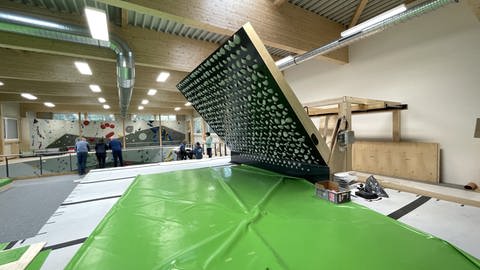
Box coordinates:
[132,114,155,121]
[53,113,79,121]
[160,115,176,121]
[87,114,115,121]
[3,118,18,140]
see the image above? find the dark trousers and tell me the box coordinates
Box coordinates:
[96,152,106,168]
[77,151,88,175]
[207,148,212,158]
[112,150,123,167]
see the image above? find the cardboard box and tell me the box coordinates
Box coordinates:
[315,181,351,204]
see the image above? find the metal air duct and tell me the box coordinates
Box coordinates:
[276,0,458,70]
[0,9,134,117]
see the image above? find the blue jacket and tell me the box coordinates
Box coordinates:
[75,140,90,153]
[109,139,122,152]
[194,146,203,159]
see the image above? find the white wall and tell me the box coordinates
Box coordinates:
[285,1,480,185]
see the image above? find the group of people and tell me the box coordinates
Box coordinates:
[177,132,213,161]
[75,137,124,175]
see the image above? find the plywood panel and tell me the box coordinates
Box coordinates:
[352,141,439,183]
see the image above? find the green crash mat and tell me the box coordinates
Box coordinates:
[0,246,28,265]
[67,165,480,270]
[0,178,12,188]
[26,250,51,270]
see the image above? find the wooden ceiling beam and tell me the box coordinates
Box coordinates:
[96,0,348,63]
[349,0,369,28]
[20,103,193,115]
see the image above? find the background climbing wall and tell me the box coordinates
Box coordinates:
[26,117,187,151]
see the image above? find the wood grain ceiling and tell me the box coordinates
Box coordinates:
[0,0,434,116]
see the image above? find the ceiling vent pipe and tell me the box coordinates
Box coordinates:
[276,0,458,71]
[0,9,134,118]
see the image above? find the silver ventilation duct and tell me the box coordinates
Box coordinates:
[276,0,458,71]
[0,9,134,118]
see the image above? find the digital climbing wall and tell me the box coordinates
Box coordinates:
[177,23,330,180]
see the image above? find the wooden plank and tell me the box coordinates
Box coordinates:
[0,242,45,270]
[352,141,439,183]
[272,0,287,7]
[355,172,480,208]
[467,0,480,21]
[349,0,369,28]
[97,0,348,63]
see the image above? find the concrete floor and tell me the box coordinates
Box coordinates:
[0,174,79,242]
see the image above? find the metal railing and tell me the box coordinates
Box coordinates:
[0,144,231,179]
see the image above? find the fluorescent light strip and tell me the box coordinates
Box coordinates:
[89,84,101,92]
[44,102,55,108]
[141,99,149,105]
[0,81,4,86]
[103,104,110,109]
[98,97,106,103]
[157,72,170,82]
[174,107,181,111]
[147,89,157,96]
[138,106,144,110]
[185,102,192,106]
[85,7,109,41]
[341,4,407,38]
[21,93,37,100]
[74,61,92,75]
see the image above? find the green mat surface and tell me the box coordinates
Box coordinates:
[26,250,50,270]
[0,243,8,251]
[67,165,480,270]
[0,178,12,188]
[0,245,28,265]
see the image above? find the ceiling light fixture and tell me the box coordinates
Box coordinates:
[138,106,144,110]
[74,61,92,75]
[0,81,4,86]
[141,99,149,105]
[156,71,170,82]
[85,7,109,41]
[174,107,181,111]
[44,102,55,108]
[341,4,406,38]
[103,104,110,109]
[89,84,101,92]
[184,102,192,106]
[21,93,37,100]
[147,89,157,96]
[98,97,106,103]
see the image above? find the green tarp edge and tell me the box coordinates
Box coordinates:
[26,249,51,270]
[0,178,12,188]
[66,165,480,270]
[0,245,28,265]
[0,243,8,251]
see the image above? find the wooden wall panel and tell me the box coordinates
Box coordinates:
[352,141,440,183]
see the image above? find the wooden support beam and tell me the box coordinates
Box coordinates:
[121,8,129,27]
[392,110,401,142]
[96,0,348,63]
[349,0,368,28]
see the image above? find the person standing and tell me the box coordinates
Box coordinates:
[95,138,108,168]
[205,132,213,158]
[193,142,203,159]
[109,137,124,167]
[177,141,187,160]
[75,137,90,175]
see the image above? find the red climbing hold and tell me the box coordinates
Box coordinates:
[100,124,106,129]
[110,124,115,128]
[83,120,90,126]
[106,131,115,138]
[105,123,110,128]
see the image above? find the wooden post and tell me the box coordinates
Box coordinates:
[189,117,194,145]
[158,114,163,146]
[78,112,82,137]
[201,119,207,143]
[392,110,401,142]
[338,100,352,172]
[122,117,126,149]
